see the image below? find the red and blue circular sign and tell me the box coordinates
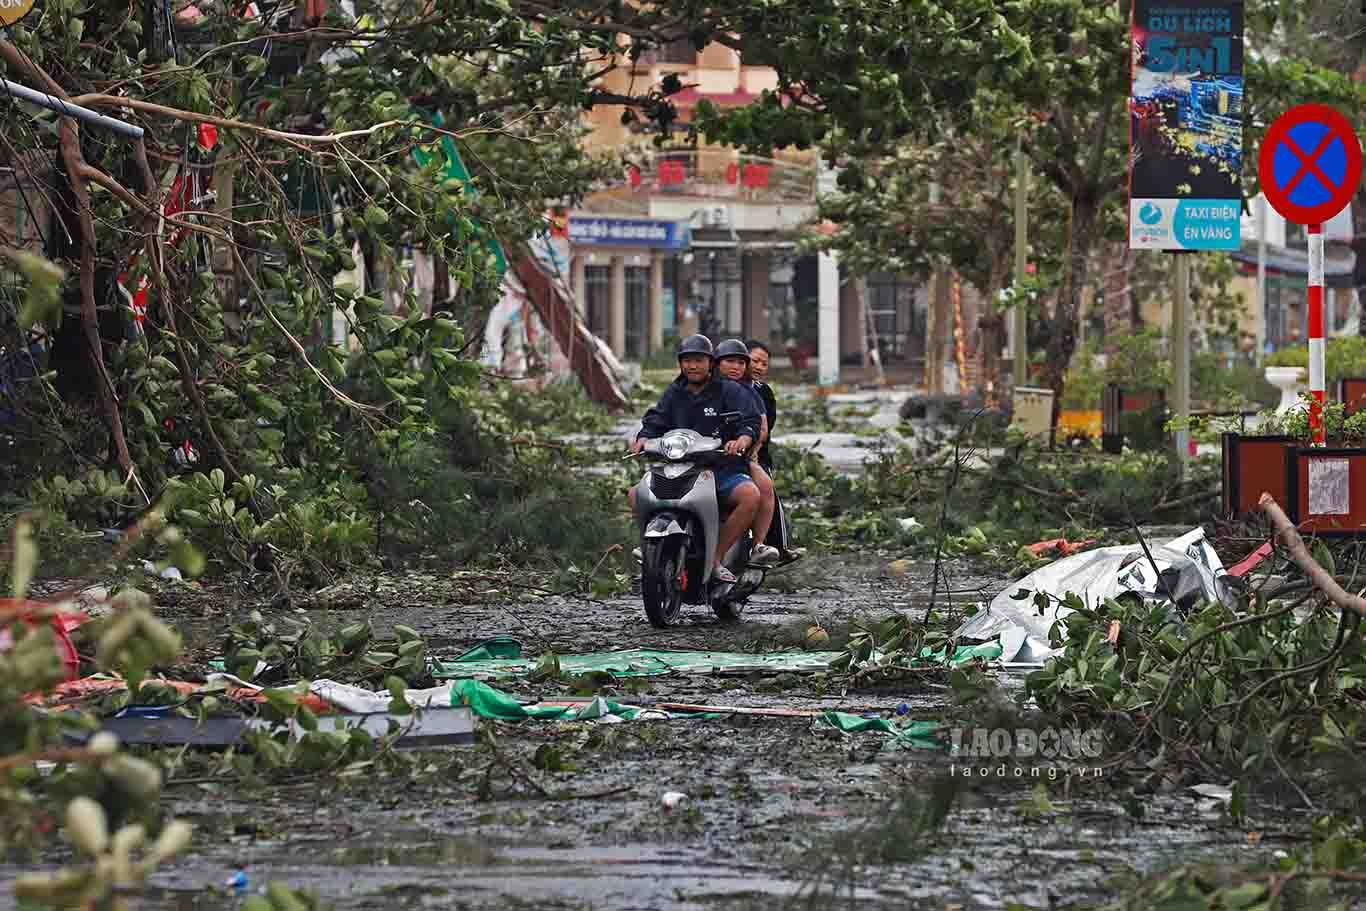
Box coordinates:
[1258,104,1363,226]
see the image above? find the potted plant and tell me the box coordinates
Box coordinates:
[1221,393,1366,520]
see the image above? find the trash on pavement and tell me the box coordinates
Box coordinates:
[1026,537,1097,558]
[142,561,183,581]
[661,791,689,811]
[819,711,941,747]
[73,706,476,748]
[432,640,998,681]
[956,527,1237,665]
[1,601,88,681]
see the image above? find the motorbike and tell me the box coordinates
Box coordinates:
[629,414,766,627]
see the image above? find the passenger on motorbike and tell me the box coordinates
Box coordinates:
[713,340,780,566]
[747,339,804,564]
[629,334,762,584]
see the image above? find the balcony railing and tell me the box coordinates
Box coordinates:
[635,149,816,203]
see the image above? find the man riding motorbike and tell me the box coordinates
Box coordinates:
[629,335,762,584]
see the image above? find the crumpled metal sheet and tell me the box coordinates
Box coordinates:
[956,528,1234,664]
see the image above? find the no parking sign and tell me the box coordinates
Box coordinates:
[1257,104,1364,444]
[1258,104,1363,227]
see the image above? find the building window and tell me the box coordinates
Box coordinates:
[657,38,696,64]
[584,264,610,338]
[625,265,651,359]
[866,272,917,361]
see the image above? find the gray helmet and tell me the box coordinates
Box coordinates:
[714,339,750,363]
[676,334,714,361]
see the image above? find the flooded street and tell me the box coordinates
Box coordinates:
[2,555,1304,911]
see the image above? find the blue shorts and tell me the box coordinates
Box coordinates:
[715,468,756,502]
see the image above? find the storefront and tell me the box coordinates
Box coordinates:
[566,215,692,359]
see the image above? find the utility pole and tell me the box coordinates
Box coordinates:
[1172,254,1191,473]
[1255,195,1267,362]
[926,182,945,394]
[1012,140,1029,387]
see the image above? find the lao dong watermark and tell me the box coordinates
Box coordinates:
[947,727,1106,781]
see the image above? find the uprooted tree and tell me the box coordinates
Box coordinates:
[0,0,1052,570]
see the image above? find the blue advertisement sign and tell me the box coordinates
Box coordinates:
[1129,1,1244,250]
[568,217,691,250]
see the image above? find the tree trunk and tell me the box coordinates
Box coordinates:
[1043,197,1098,446]
[1102,240,1133,351]
[1353,185,1366,337]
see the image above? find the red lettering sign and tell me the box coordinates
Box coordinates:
[742,163,770,188]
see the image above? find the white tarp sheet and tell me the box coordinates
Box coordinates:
[956,528,1234,665]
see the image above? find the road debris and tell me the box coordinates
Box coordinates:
[956,527,1237,664]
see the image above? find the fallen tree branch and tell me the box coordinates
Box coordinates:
[58,118,144,502]
[1261,493,1366,619]
[67,94,415,149]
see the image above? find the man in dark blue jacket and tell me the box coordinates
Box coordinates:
[629,334,761,584]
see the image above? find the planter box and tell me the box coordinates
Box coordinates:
[1285,447,1366,537]
[1222,432,1298,520]
[1339,377,1366,415]
[1102,384,1168,454]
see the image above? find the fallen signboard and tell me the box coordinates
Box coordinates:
[71,706,476,749]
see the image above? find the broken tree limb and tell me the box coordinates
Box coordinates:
[57,118,143,501]
[1260,493,1366,619]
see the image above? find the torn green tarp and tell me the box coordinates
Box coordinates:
[449,679,726,723]
[821,712,942,748]
[432,643,1001,681]
[453,636,523,662]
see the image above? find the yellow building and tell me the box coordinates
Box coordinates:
[566,38,930,374]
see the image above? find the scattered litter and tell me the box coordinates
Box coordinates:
[434,640,1001,681]
[142,561,183,581]
[73,706,476,749]
[661,791,689,811]
[311,679,456,714]
[956,528,1237,665]
[434,645,846,680]
[818,711,941,747]
[30,675,332,713]
[226,866,249,896]
[0,601,88,682]
[1026,537,1097,558]
[898,517,924,532]
[1189,783,1233,802]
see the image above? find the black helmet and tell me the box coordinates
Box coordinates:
[714,339,750,362]
[676,334,714,360]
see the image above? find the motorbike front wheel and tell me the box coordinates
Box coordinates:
[642,537,686,628]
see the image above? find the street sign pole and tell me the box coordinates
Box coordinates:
[1257,104,1362,448]
[1012,141,1028,387]
[1309,222,1325,444]
[1172,254,1191,472]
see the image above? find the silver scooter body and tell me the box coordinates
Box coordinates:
[631,428,765,625]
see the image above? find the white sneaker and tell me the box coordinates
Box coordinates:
[712,564,738,584]
[751,544,780,565]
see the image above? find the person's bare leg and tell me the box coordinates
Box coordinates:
[714,483,758,566]
[749,463,776,546]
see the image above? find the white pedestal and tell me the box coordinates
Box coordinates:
[1265,366,1307,414]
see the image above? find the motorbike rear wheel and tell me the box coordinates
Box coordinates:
[642,537,686,628]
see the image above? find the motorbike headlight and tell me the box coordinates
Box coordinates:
[661,432,690,461]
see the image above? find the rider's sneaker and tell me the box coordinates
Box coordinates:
[750,544,781,565]
[712,564,738,584]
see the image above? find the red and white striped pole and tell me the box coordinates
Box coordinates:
[1308,223,1325,445]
